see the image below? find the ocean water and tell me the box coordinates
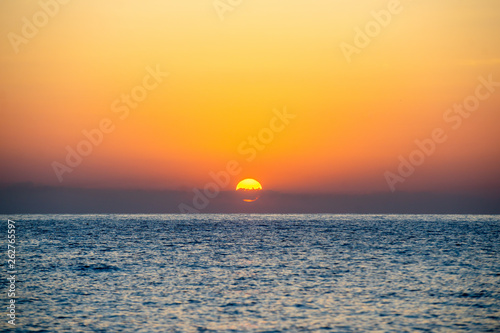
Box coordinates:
[1,214,499,332]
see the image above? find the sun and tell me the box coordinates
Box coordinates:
[236,178,262,191]
[236,178,262,202]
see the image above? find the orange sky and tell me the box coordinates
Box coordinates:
[1,0,499,194]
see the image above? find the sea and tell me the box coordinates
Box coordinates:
[1,214,499,332]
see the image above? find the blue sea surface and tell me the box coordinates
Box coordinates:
[1,214,499,332]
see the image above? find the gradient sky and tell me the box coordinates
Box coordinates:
[1,0,499,195]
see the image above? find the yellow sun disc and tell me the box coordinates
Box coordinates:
[236,178,262,191]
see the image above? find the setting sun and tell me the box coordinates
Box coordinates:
[236,179,263,191]
[236,178,262,203]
